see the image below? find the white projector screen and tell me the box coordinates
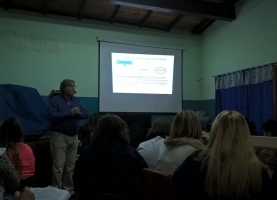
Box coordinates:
[99,41,182,113]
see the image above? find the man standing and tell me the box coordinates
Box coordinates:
[47,79,88,194]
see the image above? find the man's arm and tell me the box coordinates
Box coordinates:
[77,101,88,119]
[47,97,69,120]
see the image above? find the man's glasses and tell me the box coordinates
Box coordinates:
[67,85,77,88]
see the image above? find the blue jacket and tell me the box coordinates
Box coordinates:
[47,95,88,136]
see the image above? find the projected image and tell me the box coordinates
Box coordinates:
[112,53,174,94]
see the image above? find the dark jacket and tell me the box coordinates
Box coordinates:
[74,140,148,200]
[172,150,272,200]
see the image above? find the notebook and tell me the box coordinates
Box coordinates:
[30,186,71,200]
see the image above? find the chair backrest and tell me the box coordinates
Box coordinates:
[135,168,176,200]
[251,136,277,149]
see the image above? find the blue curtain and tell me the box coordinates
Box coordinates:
[246,81,273,134]
[216,85,247,116]
[216,81,273,135]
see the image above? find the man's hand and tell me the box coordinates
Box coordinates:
[70,107,81,116]
[13,187,35,200]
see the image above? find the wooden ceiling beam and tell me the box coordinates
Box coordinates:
[0,4,168,32]
[190,0,239,34]
[78,0,89,20]
[140,10,153,28]
[108,0,236,21]
[167,14,183,32]
[110,5,122,24]
[42,0,48,15]
[192,18,215,35]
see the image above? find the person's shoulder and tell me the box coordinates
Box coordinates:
[128,145,145,157]
[138,139,151,148]
[50,94,63,102]
[72,96,81,102]
[152,136,164,143]
[187,149,205,162]
[17,143,33,153]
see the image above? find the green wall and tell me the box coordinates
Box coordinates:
[201,0,277,100]
[1,0,277,120]
[0,11,202,101]
[200,0,277,119]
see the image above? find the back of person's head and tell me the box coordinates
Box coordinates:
[0,118,24,172]
[245,118,258,136]
[0,118,23,146]
[202,111,262,198]
[169,110,202,140]
[91,114,130,144]
[263,119,277,137]
[165,110,204,148]
[88,113,100,133]
[147,119,171,140]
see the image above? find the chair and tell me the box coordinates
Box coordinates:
[134,168,176,200]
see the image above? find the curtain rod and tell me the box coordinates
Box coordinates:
[213,62,277,78]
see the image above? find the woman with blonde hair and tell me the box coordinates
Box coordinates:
[172,111,271,200]
[156,110,204,175]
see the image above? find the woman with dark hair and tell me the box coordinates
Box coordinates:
[137,118,171,169]
[75,114,148,200]
[0,118,35,190]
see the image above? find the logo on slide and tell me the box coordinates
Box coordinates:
[155,67,167,74]
[116,60,133,66]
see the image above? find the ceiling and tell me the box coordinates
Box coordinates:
[0,0,239,34]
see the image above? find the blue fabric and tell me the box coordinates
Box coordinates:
[246,81,273,134]
[0,84,49,135]
[216,81,273,135]
[216,85,247,116]
[47,94,88,136]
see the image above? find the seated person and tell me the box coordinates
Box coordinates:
[156,110,204,175]
[172,111,271,200]
[256,119,277,169]
[0,148,20,198]
[74,114,148,200]
[245,118,258,135]
[0,118,35,190]
[137,118,171,169]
